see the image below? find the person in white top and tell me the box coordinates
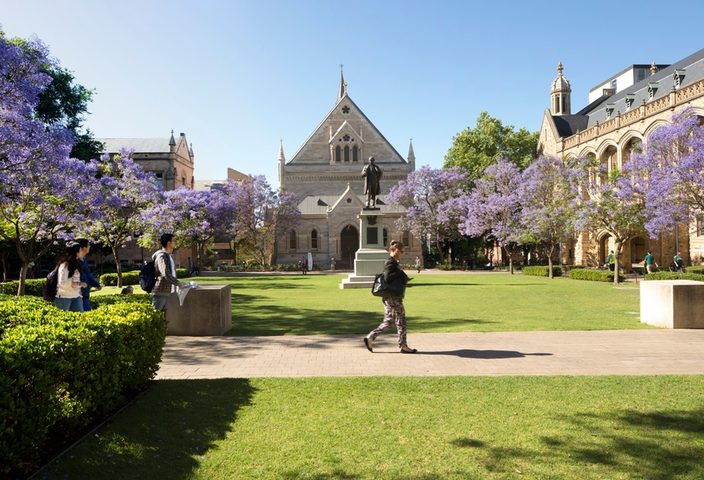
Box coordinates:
[55,241,88,312]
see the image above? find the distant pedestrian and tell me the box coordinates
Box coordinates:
[644,251,656,274]
[606,250,615,271]
[54,241,88,312]
[151,233,189,311]
[415,256,422,274]
[302,258,308,275]
[77,239,102,312]
[364,240,416,354]
[673,252,684,272]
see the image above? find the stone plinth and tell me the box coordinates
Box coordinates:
[640,280,704,328]
[340,209,388,289]
[166,285,232,335]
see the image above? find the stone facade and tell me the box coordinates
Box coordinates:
[538,49,704,269]
[276,75,421,269]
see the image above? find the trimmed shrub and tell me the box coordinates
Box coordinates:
[685,266,704,275]
[89,293,152,309]
[101,268,191,286]
[0,278,46,297]
[0,297,165,477]
[522,266,562,277]
[644,272,704,282]
[569,268,625,282]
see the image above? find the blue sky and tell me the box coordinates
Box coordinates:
[3,0,704,186]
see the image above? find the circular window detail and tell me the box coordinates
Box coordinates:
[346,198,352,203]
[342,105,350,114]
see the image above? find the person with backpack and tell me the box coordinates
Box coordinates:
[151,233,189,311]
[363,240,417,354]
[77,239,102,311]
[54,241,88,312]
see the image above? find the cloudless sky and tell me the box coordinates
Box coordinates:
[3,0,704,185]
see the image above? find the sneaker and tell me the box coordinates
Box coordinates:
[400,346,417,354]
[364,337,373,352]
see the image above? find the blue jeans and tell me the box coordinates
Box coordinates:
[55,296,84,312]
[152,294,169,311]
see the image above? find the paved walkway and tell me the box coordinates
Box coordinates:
[157,329,704,379]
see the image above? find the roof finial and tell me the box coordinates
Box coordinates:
[338,64,347,100]
[557,62,564,76]
[650,61,658,75]
[169,130,176,147]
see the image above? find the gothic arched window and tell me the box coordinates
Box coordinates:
[335,146,341,162]
[311,229,318,249]
[344,145,350,162]
[289,230,297,250]
[352,145,358,162]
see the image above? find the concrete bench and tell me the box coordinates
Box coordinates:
[166,284,232,335]
[640,280,704,328]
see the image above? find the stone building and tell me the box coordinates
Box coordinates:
[99,131,194,190]
[538,48,704,269]
[276,74,421,269]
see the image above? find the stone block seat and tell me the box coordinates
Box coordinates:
[640,280,704,328]
[166,284,232,335]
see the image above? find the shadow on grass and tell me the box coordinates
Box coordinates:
[420,350,553,359]
[42,379,255,480]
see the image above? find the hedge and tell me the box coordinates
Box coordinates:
[522,265,562,277]
[568,268,625,282]
[100,268,191,286]
[644,272,704,282]
[0,278,46,296]
[0,297,166,477]
[685,266,704,275]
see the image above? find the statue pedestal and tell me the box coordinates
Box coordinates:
[340,209,388,289]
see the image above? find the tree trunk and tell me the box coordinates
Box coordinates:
[112,246,123,288]
[17,263,28,296]
[613,241,622,285]
[503,245,514,274]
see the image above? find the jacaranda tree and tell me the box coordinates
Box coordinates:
[75,150,161,287]
[622,108,704,242]
[385,165,467,263]
[519,156,584,278]
[455,158,524,274]
[0,35,98,295]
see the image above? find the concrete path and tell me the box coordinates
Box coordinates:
[157,329,704,379]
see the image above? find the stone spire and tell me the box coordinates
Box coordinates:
[338,64,347,100]
[650,61,658,75]
[169,130,176,153]
[407,138,416,171]
[277,139,286,188]
[550,62,572,115]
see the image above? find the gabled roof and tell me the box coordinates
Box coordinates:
[288,93,407,165]
[99,137,174,154]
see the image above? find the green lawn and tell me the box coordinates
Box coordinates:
[180,272,644,336]
[43,376,704,479]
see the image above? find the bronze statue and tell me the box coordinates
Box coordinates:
[361,156,382,208]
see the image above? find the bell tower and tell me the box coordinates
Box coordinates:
[550,62,571,115]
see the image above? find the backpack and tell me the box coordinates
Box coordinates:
[139,252,167,293]
[43,267,59,301]
[139,260,158,293]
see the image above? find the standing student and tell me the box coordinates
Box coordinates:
[151,233,189,311]
[77,239,102,311]
[55,241,88,312]
[364,240,417,354]
[644,251,656,274]
[673,252,684,272]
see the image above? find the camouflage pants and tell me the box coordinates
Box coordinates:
[368,297,407,347]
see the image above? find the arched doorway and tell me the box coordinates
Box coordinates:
[599,233,611,267]
[630,236,646,264]
[340,225,359,269]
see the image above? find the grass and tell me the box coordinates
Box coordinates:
[177,272,645,336]
[42,375,704,479]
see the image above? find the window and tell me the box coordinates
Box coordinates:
[311,229,318,249]
[155,173,164,188]
[289,230,297,250]
[648,82,658,100]
[383,228,388,247]
[344,145,350,162]
[402,231,410,247]
[698,216,704,237]
[335,146,341,162]
[342,105,350,114]
[353,145,359,162]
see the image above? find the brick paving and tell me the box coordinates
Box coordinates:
[157,329,704,379]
